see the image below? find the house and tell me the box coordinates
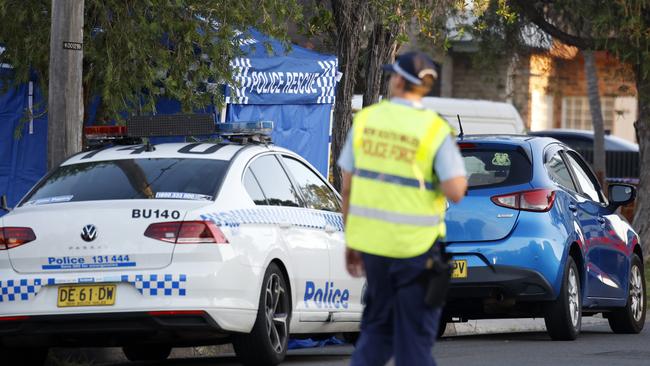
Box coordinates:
[437,41,638,143]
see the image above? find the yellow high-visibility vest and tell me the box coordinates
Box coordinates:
[346,100,451,258]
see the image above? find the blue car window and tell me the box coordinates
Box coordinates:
[462,149,531,189]
[546,152,577,192]
[565,152,603,203]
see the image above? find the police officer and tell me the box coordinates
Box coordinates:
[338,52,468,366]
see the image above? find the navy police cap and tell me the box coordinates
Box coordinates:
[382,52,438,85]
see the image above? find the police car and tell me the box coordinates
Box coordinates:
[0,118,363,365]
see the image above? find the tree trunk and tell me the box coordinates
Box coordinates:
[48,0,85,170]
[583,50,606,188]
[633,58,650,258]
[362,19,399,107]
[330,0,368,190]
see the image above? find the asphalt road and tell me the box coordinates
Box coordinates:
[82,321,650,366]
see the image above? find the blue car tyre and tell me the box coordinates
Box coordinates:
[607,254,646,333]
[544,256,581,340]
[233,263,291,366]
[122,345,172,362]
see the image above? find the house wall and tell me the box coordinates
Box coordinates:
[528,47,638,142]
[449,52,531,126]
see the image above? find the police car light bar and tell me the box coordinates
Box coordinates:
[127,114,215,138]
[83,116,274,147]
[84,125,127,140]
[216,121,273,143]
[216,121,273,135]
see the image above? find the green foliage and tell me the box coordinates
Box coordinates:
[0,0,302,122]
[301,0,462,52]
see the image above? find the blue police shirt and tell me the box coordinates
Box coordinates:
[337,98,466,181]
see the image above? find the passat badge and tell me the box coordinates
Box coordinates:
[81,224,97,242]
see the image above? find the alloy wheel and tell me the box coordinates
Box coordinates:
[630,265,645,322]
[264,273,288,354]
[568,267,580,327]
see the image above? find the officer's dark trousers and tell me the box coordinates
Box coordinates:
[350,250,441,366]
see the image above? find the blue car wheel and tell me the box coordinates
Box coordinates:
[544,256,581,340]
[607,254,646,333]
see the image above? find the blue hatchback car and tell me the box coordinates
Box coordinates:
[441,135,646,340]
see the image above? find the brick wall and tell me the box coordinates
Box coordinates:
[546,50,636,129]
[450,52,531,125]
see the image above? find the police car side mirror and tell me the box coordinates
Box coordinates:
[1,195,10,212]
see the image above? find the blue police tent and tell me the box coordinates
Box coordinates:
[0,65,48,210]
[0,33,338,211]
[224,29,338,178]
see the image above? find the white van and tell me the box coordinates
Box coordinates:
[351,95,526,135]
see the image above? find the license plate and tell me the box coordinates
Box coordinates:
[451,260,468,279]
[57,284,116,307]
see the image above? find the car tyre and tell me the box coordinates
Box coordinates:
[122,345,172,362]
[437,319,447,339]
[608,253,646,333]
[1,347,48,365]
[544,256,581,340]
[233,263,291,366]
[342,332,360,346]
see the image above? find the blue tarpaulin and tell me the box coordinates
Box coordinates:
[0,32,337,211]
[0,71,48,210]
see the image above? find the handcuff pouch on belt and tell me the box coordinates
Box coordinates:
[423,241,452,308]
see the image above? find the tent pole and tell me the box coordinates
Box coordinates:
[220,96,229,123]
[28,81,34,134]
[328,104,334,179]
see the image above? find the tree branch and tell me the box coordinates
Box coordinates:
[510,0,597,49]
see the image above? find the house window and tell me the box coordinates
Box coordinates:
[561,96,615,132]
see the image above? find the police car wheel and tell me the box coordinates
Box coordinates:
[342,332,360,345]
[1,347,48,365]
[233,263,291,366]
[122,345,172,362]
[544,256,581,340]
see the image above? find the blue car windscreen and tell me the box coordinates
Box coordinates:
[462,148,531,190]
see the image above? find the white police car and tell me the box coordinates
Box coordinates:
[0,120,363,365]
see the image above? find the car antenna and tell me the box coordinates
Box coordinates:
[457,114,464,140]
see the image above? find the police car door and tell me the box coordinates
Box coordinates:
[245,154,331,322]
[280,156,363,320]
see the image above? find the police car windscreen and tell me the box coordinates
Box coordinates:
[21,158,227,205]
[462,149,531,189]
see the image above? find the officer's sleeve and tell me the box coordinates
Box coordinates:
[433,135,467,182]
[337,130,355,173]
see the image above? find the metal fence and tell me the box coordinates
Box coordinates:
[573,149,640,180]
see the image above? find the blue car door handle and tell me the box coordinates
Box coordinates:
[568,204,578,212]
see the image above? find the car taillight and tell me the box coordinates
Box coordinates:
[458,142,477,149]
[491,189,556,212]
[0,227,37,250]
[144,221,228,244]
[0,316,30,322]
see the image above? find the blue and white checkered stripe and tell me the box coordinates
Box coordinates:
[317,60,337,104]
[0,279,46,302]
[201,207,344,232]
[0,274,188,303]
[121,274,187,296]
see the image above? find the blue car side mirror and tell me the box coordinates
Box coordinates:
[607,183,636,212]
